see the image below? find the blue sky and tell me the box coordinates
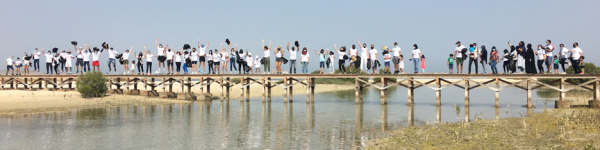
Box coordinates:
[2,0,599,73]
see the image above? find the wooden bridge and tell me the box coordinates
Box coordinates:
[1,74,599,108]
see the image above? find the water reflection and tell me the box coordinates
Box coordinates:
[1,86,551,149]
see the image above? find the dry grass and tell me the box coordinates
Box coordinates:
[366,109,600,150]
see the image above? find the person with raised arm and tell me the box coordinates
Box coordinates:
[165,46,175,75]
[5,55,14,75]
[357,38,369,72]
[300,48,309,74]
[122,47,133,75]
[64,49,74,75]
[155,39,168,74]
[143,46,158,75]
[262,39,272,74]
[287,42,298,74]
[74,45,83,73]
[174,48,183,75]
[348,44,357,74]
[220,43,231,74]
[33,48,41,72]
[274,45,284,74]
[334,43,347,74]
[90,47,102,72]
[41,49,53,74]
[82,45,91,73]
[105,45,118,74]
[314,49,326,74]
[197,40,209,73]
[246,53,253,74]
[229,45,237,73]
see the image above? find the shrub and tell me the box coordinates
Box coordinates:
[76,71,108,98]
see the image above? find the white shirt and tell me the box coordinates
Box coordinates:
[546,44,554,56]
[276,51,282,58]
[350,48,357,56]
[183,54,189,61]
[146,54,154,62]
[536,48,545,60]
[34,51,41,59]
[455,45,465,58]
[338,51,345,60]
[361,47,368,57]
[221,51,227,60]
[370,48,377,59]
[384,54,391,62]
[122,52,130,60]
[76,52,83,59]
[289,49,297,60]
[301,53,309,62]
[412,49,421,59]
[191,51,198,61]
[175,54,182,62]
[206,53,213,61]
[65,54,73,63]
[392,46,401,57]
[246,56,253,65]
[44,54,53,63]
[264,49,270,57]
[108,50,116,59]
[198,47,206,56]
[255,57,261,67]
[14,60,21,66]
[213,53,220,62]
[571,47,583,60]
[83,53,90,61]
[329,55,335,62]
[6,58,13,66]
[92,52,100,61]
[166,51,174,60]
[157,47,165,56]
[559,47,568,58]
[60,53,67,60]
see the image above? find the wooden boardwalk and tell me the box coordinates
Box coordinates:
[1,74,599,108]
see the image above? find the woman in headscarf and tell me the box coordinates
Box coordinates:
[525,43,537,74]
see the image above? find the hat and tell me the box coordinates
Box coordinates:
[183,44,191,50]
[225,39,230,45]
[456,41,461,44]
[71,41,77,46]
[382,46,388,50]
[294,41,299,47]
[248,53,252,56]
[52,47,59,53]
[102,42,109,49]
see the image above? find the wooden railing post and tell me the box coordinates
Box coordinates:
[464,79,470,107]
[380,77,387,105]
[527,78,532,108]
[435,77,441,106]
[407,77,414,105]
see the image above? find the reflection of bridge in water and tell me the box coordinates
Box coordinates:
[1,74,599,108]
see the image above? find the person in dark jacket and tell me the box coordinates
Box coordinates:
[525,43,537,74]
[479,45,488,74]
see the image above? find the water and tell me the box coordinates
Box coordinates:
[0,86,561,149]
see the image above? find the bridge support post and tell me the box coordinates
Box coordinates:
[495,78,500,108]
[527,78,532,108]
[262,77,266,102]
[206,78,211,94]
[59,78,63,91]
[306,77,310,103]
[355,77,363,104]
[283,77,288,103]
[267,77,272,101]
[168,78,173,93]
[556,78,570,108]
[380,77,387,105]
[161,78,165,92]
[288,78,293,102]
[245,78,250,101]
[225,77,230,99]
[199,77,203,95]
[464,79,470,107]
[53,78,57,89]
[310,77,315,103]
[187,77,192,93]
[435,77,441,106]
[220,77,224,98]
[38,78,42,89]
[240,77,244,101]
[126,78,130,91]
[589,79,600,108]
[407,77,414,105]
[24,78,28,89]
[151,78,155,91]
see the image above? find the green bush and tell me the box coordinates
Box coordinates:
[76,71,108,98]
[540,62,599,85]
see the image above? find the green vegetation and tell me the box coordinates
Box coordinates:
[366,109,600,149]
[540,62,599,85]
[310,69,367,84]
[76,71,108,98]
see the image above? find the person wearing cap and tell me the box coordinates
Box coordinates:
[122,47,133,75]
[287,42,298,74]
[197,40,209,73]
[5,55,14,75]
[155,38,168,74]
[454,41,465,74]
[41,49,54,74]
[92,46,103,72]
[391,42,401,74]
[357,38,369,72]
[166,47,175,75]
[544,40,554,73]
[254,55,261,74]
[64,50,74,75]
[334,44,346,74]
[33,48,41,72]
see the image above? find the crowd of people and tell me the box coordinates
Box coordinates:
[4,38,585,76]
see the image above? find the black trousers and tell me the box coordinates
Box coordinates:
[559,58,567,72]
[338,60,346,73]
[468,57,478,74]
[509,60,517,73]
[46,62,53,74]
[176,62,181,72]
[146,62,152,73]
[571,59,581,74]
[537,60,545,73]
[237,60,244,74]
[208,61,213,74]
[503,61,509,73]
[137,62,144,73]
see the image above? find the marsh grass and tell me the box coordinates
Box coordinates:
[366,109,600,149]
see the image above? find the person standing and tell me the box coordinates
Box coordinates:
[23,53,31,75]
[327,50,335,74]
[535,44,546,73]
[82,45,91,73]
[392,42,401,74]
[237,49,245,74]
[174,50,182,75]
[383,49,391,74]
[524,44,537,74]
[348,45,358,74]
[420,55,426,73]
[197,40,209,73]
[274,46,284,74]
[410,44,421,74]
[569,42,583,74]
[42,49,53,74]
[545,40,554,73]
[137,52,144,75]
[212,49,221,74]
[262,39,272,74]
[65,50,74,75]
[122,48,133,75]
[59,50,67,74]
[334,44,346,74]
[357,38,369,73]
[190,48,199,74]
[287,42,298,74]
[14,57,22,75]
[454,41,465,74]
[479,45,488,74]
[207,50,214,74]
[468,43,479,74]
[369,44,378,74]
[448,54,454,74]
[502,49,509,74]
[143,46,157,75]
[315,49,326,74]
[74,45,84,74]
[558,44,568,74]
[91,47,102,72]
[300,48,309,74]
[489,47,499,74]
[5,55,14,75]
[33,48,41,72]
[246,53,253,74]
[254,56,261,74]
[155,39,168,74]
[229,47,237,73]
[166,47,175,75]
[221,48,228,74]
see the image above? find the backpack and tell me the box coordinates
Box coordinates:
[461,48,467,56]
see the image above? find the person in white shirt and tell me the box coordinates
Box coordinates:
[220,43,233,74]
[327,50,335,74]
[155,38,168,74]
[254,56,261,74]
[558,44,569,73]
[229,48,238,73]
[14,57,22,75]
[91,47,102,72]
[287,42,298,74]
[53,53,61,74]
[236,49,245,74]
[369,44,378,74]
[262,39,272,74]
[454,41,465,74]
[211,49,221,74]
[535,44,546,73]
[383,47,392,74]
[130,60,136,75]
[410,44,422,74]
[207,50,214,74]
[300,48,309,74]
[121,47,133,75]
[41,50,54,74]
[392,42,402,74]
[569,42,583,74]
[59,50,67,74]
[174,49,182,75]
[274,45,284,74]
[166,47,175,75]
[23,53,32,75]
[143,46,158,75]
[190,48,199,74]
[81,45,91,73]
[197,40,210,73]
[106,47,118,73]
[544,40,555,73]
[349,45,358,74]
[74,46,84,73]
[5,55,14,75]
[64,51,74,74]
[334,44,347,74]
[357,38,369,72]
[33,48,41,72]
[246,53,253,74]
